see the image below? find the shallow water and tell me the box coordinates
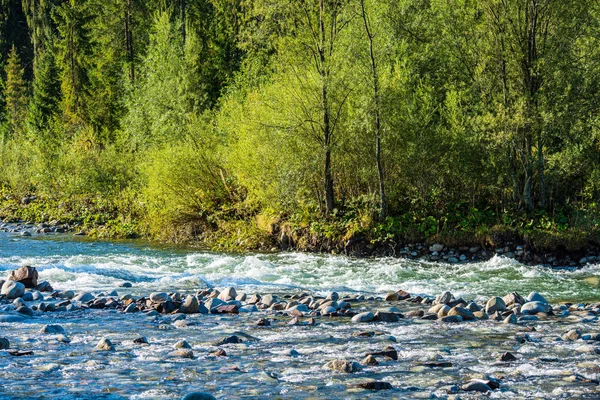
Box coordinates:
[1,231,600,399]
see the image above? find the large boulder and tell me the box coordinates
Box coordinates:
[521,301,550,315]
[218,287,237,302]
[7,266,38,288]
[486,297,506,314]
[324,359,362,373]
[1,281,25,299]
[180,295,199,314]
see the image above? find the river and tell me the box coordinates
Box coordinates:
[1,231,600,399]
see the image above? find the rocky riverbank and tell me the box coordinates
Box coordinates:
[2,265,600,398]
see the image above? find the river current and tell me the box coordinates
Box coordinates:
[1,232,600,399]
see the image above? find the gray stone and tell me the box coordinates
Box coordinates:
[324,359,362,373]
[441,315,463,323]
[124,303,137,313]
[204,298,224,311]
[174,340,192,349]
[169,349,194,359]
[261,294,275,307]
[435,291,452,305]
[430,244,444,252]
[181,393,216,400]
[1,281,25,299]
[21,292,33,302]
[218,287,237,302]
[462,380,491,393]
[503,314,517,324]
[180,295,199,314]
[7,265,38,288]
[0,337,9,349]
[521,301,550,315]
[0,315,25,323]
[351,312,375,323]
[447,307,475,321]
[40,324,66,334]
[74,293,94,303]
[562,329,581,341]
[526,292,548,304]
[485,297,506,314]
[149,292,170,303]
[16,306,33,316]
[97,338,115,351]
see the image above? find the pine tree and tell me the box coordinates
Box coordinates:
[27,45,60,135]
[3,45,28,136]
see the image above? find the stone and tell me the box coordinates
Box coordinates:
[351,312,374,323]
[204,298,225,311]
[562,329,581,341]
[1,281,25,299]
[0,315,24,323]
[124,304,137,313]
[180,295,199,314]
[96,338,115,351]
[35,281,53,292]
[462,380,491,393]
[441,315,463,323]
[181,393,216,400]
[213,304,239,314]
[327,292,339,301]
[149,292,170,303]
[0,337,9,349]
[256,318,270,326]
[352,381,393,390]
[40,324,65,334]
[384,292,399,301]
[521,301,550,315]
[214,335,243,346]
[486,297,506,314]
[133,336,149,345]
[362,355,379,365]
[526,292,548,304]
[261,294,275,307]
[120,282,133,288]
[247,294,261,304]
[466,302,481,312]
[499,352,517,362]
[503,314,517,324]
[447,307,475,321]
[7,266,38,288]
[396,290,411,300]
[74,293,94,303]
[366,346,398,360]
[170,349,194,359]
[503,292,526,306]
[435,291,452,305]
[175,340,192,349]
[373,311,401,323]
[16,305,33,316]
[430,244,444,252]
[218,287,237,302]
[21,292,33,302]
[324,359,362,373]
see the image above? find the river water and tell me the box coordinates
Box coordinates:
[1,232,600,399]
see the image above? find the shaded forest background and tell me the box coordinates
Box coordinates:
[1,0,600,252]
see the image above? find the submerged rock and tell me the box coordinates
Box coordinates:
[96,338,115,351]
[462,380,491,393]
[1,281,25,299]
[0,337,9,349]
[40,324,65,334]
[351,312,374,323]
[181,393,216,400]
[324,359,362,373]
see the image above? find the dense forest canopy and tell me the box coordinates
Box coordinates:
[0,0,599,250]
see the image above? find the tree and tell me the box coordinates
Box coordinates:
[26,43,60,136]
[3,45,28,136]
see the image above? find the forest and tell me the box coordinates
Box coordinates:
[0,0,600,252]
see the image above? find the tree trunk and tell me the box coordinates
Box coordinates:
[125,0,134,82]
[360,0,387,220]
[320,0,334,215]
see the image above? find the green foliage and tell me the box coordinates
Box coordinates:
[3,46,27,137]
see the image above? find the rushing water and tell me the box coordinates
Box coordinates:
[1,231,600,399]
[1,233,600,302]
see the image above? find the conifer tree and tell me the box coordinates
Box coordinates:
[3,45,28,136]
[26,44,60,135]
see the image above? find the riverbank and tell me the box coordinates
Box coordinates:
[1,192,599,270]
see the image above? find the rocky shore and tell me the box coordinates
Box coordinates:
[2,265,600,398]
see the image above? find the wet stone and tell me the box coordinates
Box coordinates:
[40,324,65,334]
[351,312,374,323]
[0,337,9,349]
[352,381,393,390]
[499,352,517,362]
[324,359,362,373]
[462,380,491,393]
[96,338,115,351]
[181,393,217,400]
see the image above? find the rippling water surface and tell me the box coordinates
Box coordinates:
[1,232,600,399]
[1,233,599,302]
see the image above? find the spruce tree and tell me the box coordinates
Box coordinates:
[3,45,28,136]
[27,45,60,136]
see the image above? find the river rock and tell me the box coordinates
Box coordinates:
[175,340,192,349]
[448,307,475,321]
[562,329,581,341]
[441,315,462,323]
[362,354,379,365]
[373,311,401,322]
[384,292,399,301]
[435,291,452,305]
[21,292,33,302]
[218,287,237,302]
[527,292,548,304]
[521,301,550,315]
[7,266,38,288]
[462,380,491,393]
[181,393,216,400]
[149,292,170,303]
[247,294,261,304]
[124,303,137,313]
[430,244,444,252]
[74,292,94,303]
[326,292,339,301]
[97,338,115,351]
[503,314,517,324]
[486,297,506,314]
[503,292,525,306]
[214,335,242,346]
[0,315,25,323]
[466,302,481,312]
[352,312,374,323]
[213,304,239,314]
[170,349,194,359]
[204,298,224,311]
[261,294,275,307]
[0,337,9,349]
[352,381,393,390]
[499,352,517,361]
[1,281,25,299]
[325,359,362,373]
[120,282,133,288]
[180,295,199,314]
